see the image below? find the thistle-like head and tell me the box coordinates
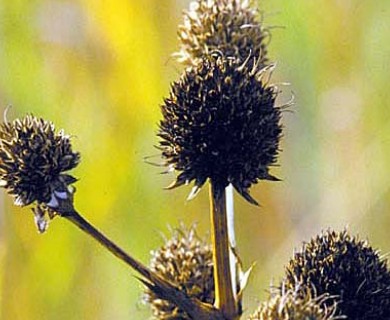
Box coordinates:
[0,113,79,231]
[248,285,338,320]
[176,0,269,67]
[144,225,214,319]
[283,230,390,319]
[159,55,284,204]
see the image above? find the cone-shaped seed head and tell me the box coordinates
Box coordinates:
[283,229,390,319]
[248,286,338,320]
[176,0,269,67]
[159,55,282,204]
[144,225,214,319]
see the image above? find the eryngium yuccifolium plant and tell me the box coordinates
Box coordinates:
[144,225,214,319]
[0,114,79,231]
[248,286,338,320]
[283,230,390,319]
[176,0,269,67]
[159,55,283,204]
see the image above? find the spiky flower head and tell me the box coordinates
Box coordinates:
[248,285,338,320]
[144,225,214,319]
[0,113,79,232]
[159,55,283,204]
[176,0,269,67]
[283,229,390,319]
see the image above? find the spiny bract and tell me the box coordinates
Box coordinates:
[144,225,214,320]
[176,0,269,67]
[159,55,283,204]
[283,229,390,319]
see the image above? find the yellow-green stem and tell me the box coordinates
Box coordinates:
[210,181,238,319]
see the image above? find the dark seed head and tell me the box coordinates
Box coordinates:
[248,285,338,320]
[283,229,390,319]
[0,114,79,229]
[144,225,214,320]
[159,55,283,204]
[176,0,269,67]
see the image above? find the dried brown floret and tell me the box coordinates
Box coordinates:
[248,285,339,320]
[176,0,269,67]
[144,225,214,319]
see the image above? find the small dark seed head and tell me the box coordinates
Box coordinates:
[176,0,269,67]
[144,225,214,320]
[0,114,79,230]
[248,285,338,320]
[159,55,283,204]
[283,229,390,319]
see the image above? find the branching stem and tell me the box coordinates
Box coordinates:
[62,209,224,320]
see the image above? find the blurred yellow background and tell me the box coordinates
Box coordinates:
[0,0,389,319]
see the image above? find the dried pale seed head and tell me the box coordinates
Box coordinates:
[0,114,79,231]
[248,285,339,320]
[159,55,283,204]
[283,229,390,319]
[176,0,269,67]
[144,225,214,320]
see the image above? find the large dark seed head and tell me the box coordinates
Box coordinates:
[0,114,79,208]
[159,55,283,204]
[144,225,214,320]
[176,0,269,67]
[283,229,390,319]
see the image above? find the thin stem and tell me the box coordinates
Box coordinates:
[64,210,152,280]
[63,209,224,320]
[210,181,238,319]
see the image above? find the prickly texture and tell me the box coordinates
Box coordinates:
[144,226,214,320]
[159,55,283,204]
[283,230,390,319]
[176,0,269,66]
[0,115,79,207]
[248,286,338,320]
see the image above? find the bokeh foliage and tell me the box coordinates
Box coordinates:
[0,0,389,319]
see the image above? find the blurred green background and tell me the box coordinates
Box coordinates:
[0,0,389,319]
